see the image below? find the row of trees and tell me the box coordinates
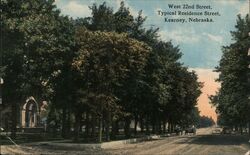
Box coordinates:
[1,0,202,142]
[198,116,215,128]
[210,15,250,135]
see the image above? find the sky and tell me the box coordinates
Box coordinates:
[192,68,219,121]
[54,0,248,121]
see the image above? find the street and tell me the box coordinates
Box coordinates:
[1,127,250,154]
[103,127,250,155]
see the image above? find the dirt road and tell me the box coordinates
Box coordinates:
[1,127,249,155]
[104,127,250,155]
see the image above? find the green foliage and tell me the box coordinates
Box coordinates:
[1,0,75,138]
[2,0,203,139]
[72,27,150,116]
[1,0,74,101]
[198,116,215,128]
[210,15,250,127]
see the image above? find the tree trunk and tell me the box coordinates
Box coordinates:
[248,121,250,138]
[169,122,173,133]
[124,117,131,138]
[171,123,175,133]
[11,102,17,139]
[235,125,238,132]
[115,120,119,136]
[158,120,162,134]
[146,116,150,135]
[105,113,111,141]
[66,109,71,137]
[61,107,66,138]
[152,118,156,134]
[111,121,116,140]
[167,122,170,133]
[91,114,96,138]
[140,116,144,133]
[98,116,103,143]
[85,111,90,138]
[163,120,166,134]
[134,115,138,136]
[111,120,118,140]
[74,112,81,142]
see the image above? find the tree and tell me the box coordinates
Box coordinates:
[72,27,150,142]
[1,0,75,138]
[1,0,31,138]
[82,1,202,136]
[210,15,250,134]
[1,0,203,141]
[199,116,215,128]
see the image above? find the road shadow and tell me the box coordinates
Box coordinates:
[177,134,250,146]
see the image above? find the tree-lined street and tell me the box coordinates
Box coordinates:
[0,0,250,154]
[1,0,203,142]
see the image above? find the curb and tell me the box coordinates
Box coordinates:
[38,142,102,150]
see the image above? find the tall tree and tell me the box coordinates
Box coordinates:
[82,1,202,136]
[1,0,75,138]
[210,15,250,134]
[72,27,150,142]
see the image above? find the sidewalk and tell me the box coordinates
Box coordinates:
[0,133,175,154]
[28,134,171,150]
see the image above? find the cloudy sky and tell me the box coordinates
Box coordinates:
[54,0,248,120]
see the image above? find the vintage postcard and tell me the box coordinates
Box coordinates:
[0,0,249,154]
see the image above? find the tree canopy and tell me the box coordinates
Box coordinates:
[210,15,250,133]
[1,0,203,141]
